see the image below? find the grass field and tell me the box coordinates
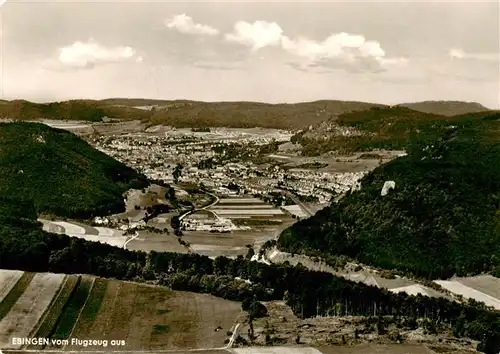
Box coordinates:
[49,275,95,345]
[0,270,24,304]
[40,219,128,248]
[67,281,243,350]
[233,348,323,354]
[456,275,500,302]
[0,273,65,349]
[125,230,189,253]
[315,344,437,354]
[29,275,80,348]
[0,271,244,351]
[182,229,271,258]
[0,346,467,354]
[434,279,500,310]
[0,272,35,321]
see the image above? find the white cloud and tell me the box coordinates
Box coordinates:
[58,39,139,69]
[165,14,219,36]
[224,20,406,73]
[282,32,407,73]
[225,20,283,50]
[449,48,498,61]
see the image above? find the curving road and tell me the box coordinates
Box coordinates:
[179,189,221,221]
[123,231,139,249]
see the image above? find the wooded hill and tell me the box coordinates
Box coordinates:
[0,122,149,219]
[398,100,490,116]
[0,98,490,130]
[295,106,499,155]
[280,111,500,280]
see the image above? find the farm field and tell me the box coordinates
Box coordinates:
[271,154,384,174]
[233,348,323,354]
[66,281,243,350]
[39,219,129,248]
[1,346,450,354]
[0,270,243,351]
[183,226,287,258]
[29,275,80,348]
[282,205,308,218]
[455,274,500,302]
[314,344,441,354]
[49,275,95,347]
[0,272,65,349]
[0,270,24,304]
[434,279,500,310]
[210,197,284,218]
[125,230,189,253]
[181,195,295,258]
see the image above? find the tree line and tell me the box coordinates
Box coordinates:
[1,212,500,352]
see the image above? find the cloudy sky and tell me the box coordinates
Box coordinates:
[1,0,499,107]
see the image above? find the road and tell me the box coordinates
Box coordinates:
[226,323,240,348]
[123,231,139,249]
[179,189,221,221]
[282,191,315,217]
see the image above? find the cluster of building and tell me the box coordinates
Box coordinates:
[181,213,242,232]
[90,129,367,206]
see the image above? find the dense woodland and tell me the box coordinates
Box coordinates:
[0,123,149,218]
[280,113,500,279]
[295,107,499,156]
[0,200,499,352]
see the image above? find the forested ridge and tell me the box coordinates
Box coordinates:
[0,197,499,352]
[0,98,489,130]
[0,122,148,218]
[280,112,500,279]
[294,106,499,155]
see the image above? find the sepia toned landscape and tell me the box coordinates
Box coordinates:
[1,0,499,353]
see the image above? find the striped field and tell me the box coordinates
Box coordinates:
[28,275,80,349]
[39,219,128,248]
[50,275,95,346]
[0,270,24,304]
[0,273,65,349]
[434,279,500,310]
[0,269,242,351]
[209,197,284,219]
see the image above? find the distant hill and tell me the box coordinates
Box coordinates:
[0,122,149,219]
[398,100,490,116]
[0,99,384,129]
[133,99,386,129]
[0,98,491,130]
[280,112,500,279]
[0,99,151,122]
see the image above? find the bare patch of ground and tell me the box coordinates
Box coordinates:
[125,230,189,253]
[236,301,477,353]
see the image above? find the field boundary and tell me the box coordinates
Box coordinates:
[62,277,96,350]
[0,270,24,304]
[26,274,69,342]
[27,275,80,349]
[0,272,35,321]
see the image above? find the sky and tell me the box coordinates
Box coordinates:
[0,0,499,108]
